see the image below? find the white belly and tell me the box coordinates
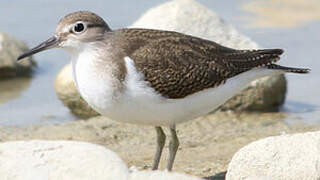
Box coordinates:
[73,55,281,127]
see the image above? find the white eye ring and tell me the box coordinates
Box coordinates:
[72,22,87,34]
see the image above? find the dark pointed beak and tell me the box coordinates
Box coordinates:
[17,36,60,61]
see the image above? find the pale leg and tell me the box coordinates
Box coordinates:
[152,126,166,170]
[167,126,179,171]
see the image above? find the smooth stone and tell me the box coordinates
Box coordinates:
[226,131,320,180]
[0,140,202,180]
[0,31,36,78]
[0,140,129,180]
[129,171,202,180]
[54,0,286,118]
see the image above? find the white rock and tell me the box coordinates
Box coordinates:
[131,0,259,49]
[0,140,129,180]
[226,131,320,180]
[0,140,203,180]
[129,170,203,180]
[245,177,274,180]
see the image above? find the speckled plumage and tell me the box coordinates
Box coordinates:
[108,28,291,99]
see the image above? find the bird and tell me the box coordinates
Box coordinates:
[17,11,310,171]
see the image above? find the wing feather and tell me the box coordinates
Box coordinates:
[113,28,283,99]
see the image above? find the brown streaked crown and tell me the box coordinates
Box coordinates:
[56,11,111,32]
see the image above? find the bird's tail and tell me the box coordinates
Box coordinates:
[267,64,310,74]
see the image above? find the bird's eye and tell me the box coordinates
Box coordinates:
[72,22,87,34]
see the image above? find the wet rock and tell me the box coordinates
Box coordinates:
[0,77,32,104]
[0,31,36,78]
[54,0,286,118]
[0,140,129,180]
[226,131,320,180]
[220,75,286,111]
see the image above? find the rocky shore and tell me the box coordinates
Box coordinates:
[0,112,319,179]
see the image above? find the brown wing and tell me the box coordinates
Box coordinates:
[114,28,283,99]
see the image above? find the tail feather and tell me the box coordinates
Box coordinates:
[267,64,310,74]
[225,49,284,70]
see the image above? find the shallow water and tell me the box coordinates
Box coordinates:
[0,0,319,126]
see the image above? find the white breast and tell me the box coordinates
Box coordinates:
[72,48,118,112]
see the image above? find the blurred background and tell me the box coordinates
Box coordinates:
[0,0,319,126]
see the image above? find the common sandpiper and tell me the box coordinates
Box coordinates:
[17,11,310,171]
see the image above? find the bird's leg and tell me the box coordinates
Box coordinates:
[167,125,179,171]
[152,126,166,170]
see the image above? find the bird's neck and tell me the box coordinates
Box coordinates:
[70,43,126,107]
[70,42,126,82]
